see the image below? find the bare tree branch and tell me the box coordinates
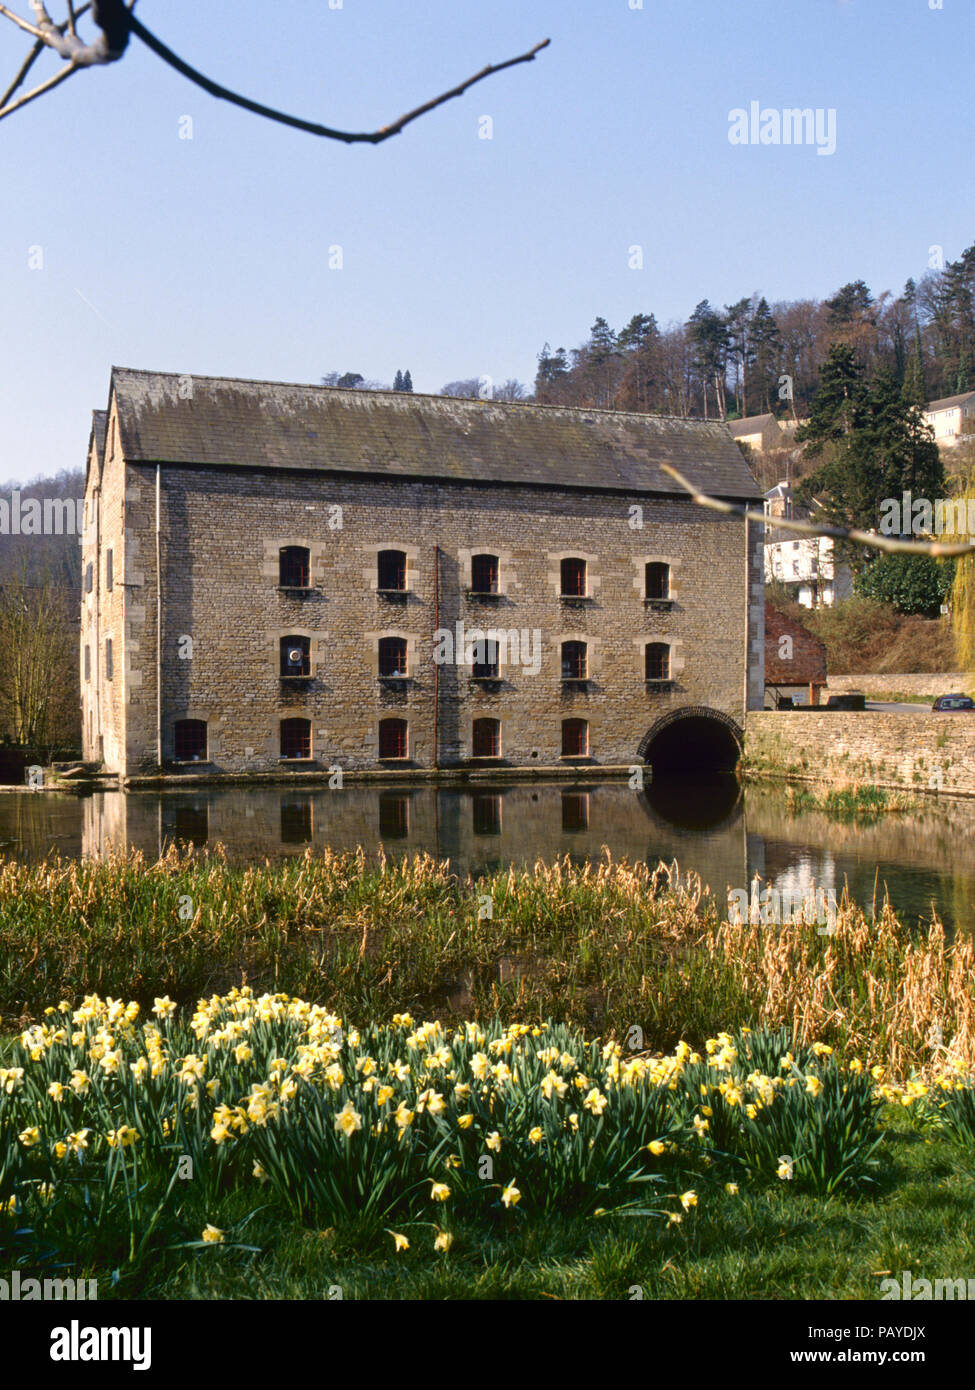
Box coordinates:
[28,0,128,62]
[125,17,550,144]
[0,51,76,117]
[659,463,975,557]
[0,1,89,111]
[0,3,46,39]
[1,2,549,141]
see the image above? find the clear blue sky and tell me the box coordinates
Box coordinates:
[1,0,972,483]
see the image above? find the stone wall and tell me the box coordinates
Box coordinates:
[80,415,129,771]
[744,710,975,797]
[827,673,970,698]
[94,438,761,777]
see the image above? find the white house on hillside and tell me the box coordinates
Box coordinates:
[763,483,852,609]
[924,391,975,447]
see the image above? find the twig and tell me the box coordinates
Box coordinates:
[126,18,550,144]
[0,2,89,109]
[659,463,975,557]
[0,54,75,118]
[1,4,547,140]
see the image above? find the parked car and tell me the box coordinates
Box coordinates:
[932,693,975,711]
[825,692,866,710]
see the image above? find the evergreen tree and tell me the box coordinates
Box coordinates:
[393,370,404,392]
[617,313,660,413]
[826,279,874,327]
[403,370,413,392]
[749,298,781,413]
[723,297,754,417]
[534,342,571,402]
[797,359,943,548]
[795,344,866,454]
[686,300,729,418]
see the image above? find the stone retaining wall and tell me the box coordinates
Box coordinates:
[743,710,975,797]
[827,672,969,697]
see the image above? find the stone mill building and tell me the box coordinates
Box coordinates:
[80,368,765,780]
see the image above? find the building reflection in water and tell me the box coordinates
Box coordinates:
[280,800,313,846]
[472,792,502,837]
[561,790,590,834]
[0,776,944,931]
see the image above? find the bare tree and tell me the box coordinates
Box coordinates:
[0,2,549,136]
[0,564,79,751]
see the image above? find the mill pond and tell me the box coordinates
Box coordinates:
[1,775,973,932]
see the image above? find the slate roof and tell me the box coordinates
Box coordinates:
[90,410,107,467]
[925,391,975,413]
[105,368,763,501]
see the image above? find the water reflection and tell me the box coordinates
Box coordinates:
[1,775,973,929]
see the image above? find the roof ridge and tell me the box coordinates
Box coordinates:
[108,365,729,430]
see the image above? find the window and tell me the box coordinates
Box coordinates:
[378,636,408,678]
[279,546,310,588]
[561,641,588,680]
[645,562,669,600]
[106,549,113,592]
[84,561,93,594]
[174,718,207,762]
[104,637,113,681]
[280,635,311,677]
[84,645,91,682]
[472,638,499,679]
[471,553,499,594]
[378,549,407,591]
[561,718,588,757]
[472,718,501,758]
[560,557,587,597]
[379,717,408,759]
[280,717,312,760]
[645,643,670,681]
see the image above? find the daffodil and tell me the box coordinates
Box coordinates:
[430,1182,451,1202]
[434,1230,453,1253]
[202,1224,224,1243]
[500,1182,521,1208]
[680,1190,698,1211]
[391,1232,409,1252]
[583,1088,608,1116]
[334,1102,363,1138]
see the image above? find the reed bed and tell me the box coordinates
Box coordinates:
[1,847,972,1078]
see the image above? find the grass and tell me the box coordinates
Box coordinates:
[2,995,973,1302]
[1,847,973,1077]
[780,783,914,820]
[4,1109,973,1301]
[2,847,974,1302]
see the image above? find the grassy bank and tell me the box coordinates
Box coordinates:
[2,997,974,1300]
[1,849,973,1076]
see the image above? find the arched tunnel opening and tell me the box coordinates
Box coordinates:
[641,711,742,775]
